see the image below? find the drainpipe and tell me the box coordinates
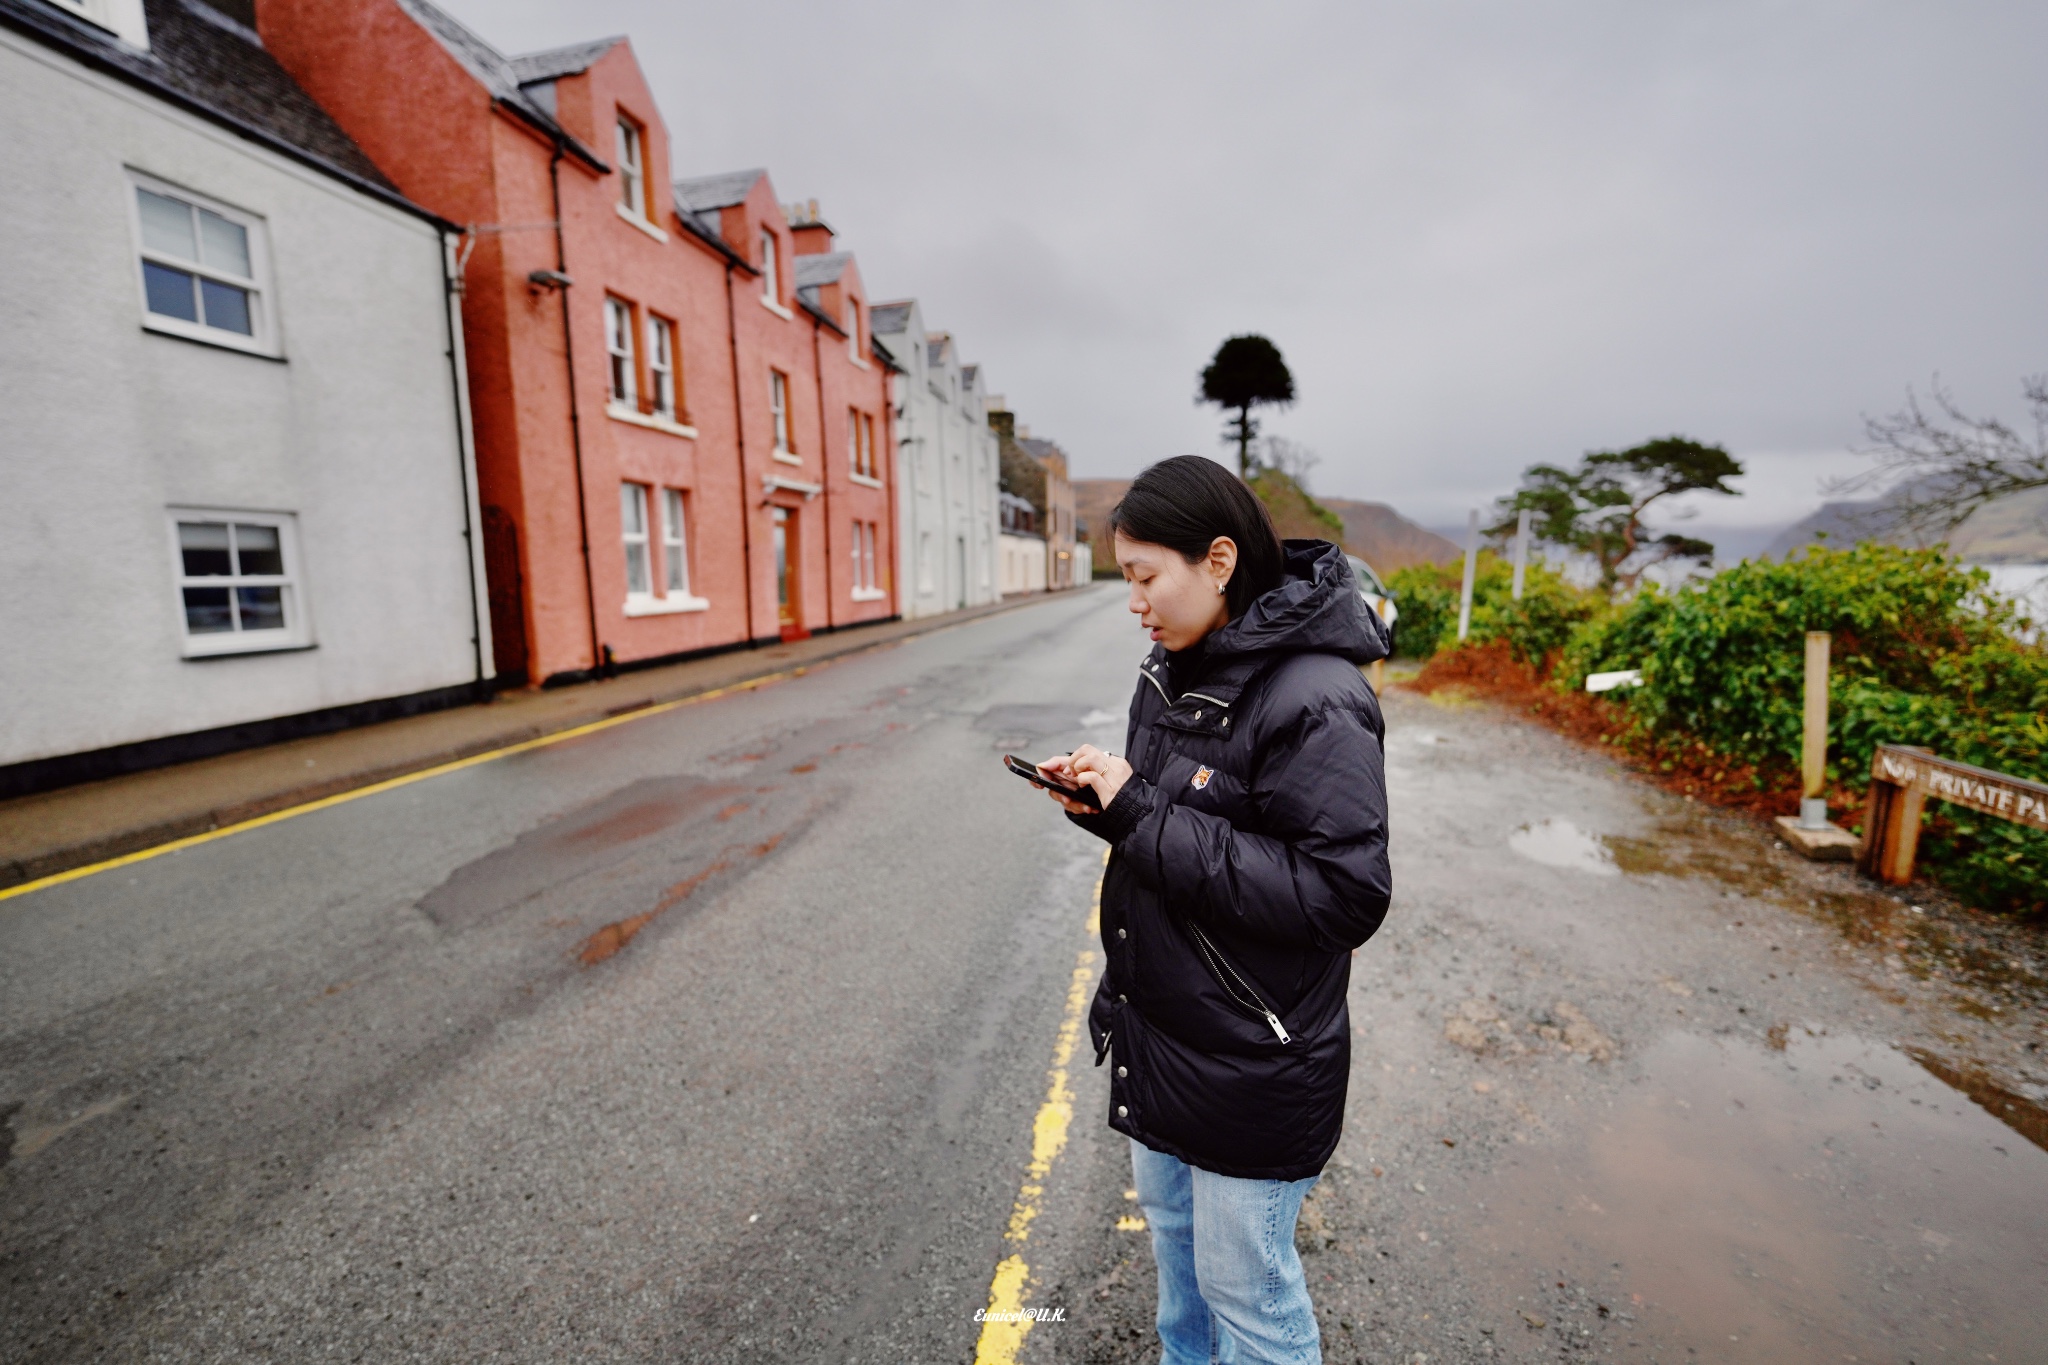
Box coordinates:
[811,315,835,629]
[722,260,758,644]
[548,143,603,676]
[882,367,900,619]
[436,227,490,690]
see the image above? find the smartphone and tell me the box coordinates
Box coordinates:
[1004,754,1103,810]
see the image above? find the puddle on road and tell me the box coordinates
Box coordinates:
[418,776,745,931]
[1463,1029,2048,1360]
[1508,818,1619,876]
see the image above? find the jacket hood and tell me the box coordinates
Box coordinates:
[1182,539,1388,671]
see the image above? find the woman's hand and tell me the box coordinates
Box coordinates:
[1053,744,1132,812]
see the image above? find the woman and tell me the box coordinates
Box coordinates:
[1039,455,1391,1365]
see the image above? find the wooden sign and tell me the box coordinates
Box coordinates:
[1858,744,2048,884]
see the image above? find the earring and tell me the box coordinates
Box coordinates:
[1216,582,1225,594]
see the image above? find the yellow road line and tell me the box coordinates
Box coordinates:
[1,582,1071,907]
[0,667,813,906]
[972,861,1105,1364]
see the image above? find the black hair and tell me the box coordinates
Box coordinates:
[1107,455,1286,619]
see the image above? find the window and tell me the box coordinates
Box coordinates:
[842,410,877,478]
[606,297,637,408]
[851,520,881,595]
[170,512,303,655]
[662,488,689,595]
[646,314,676,419]
[845,298,860,361]
[770,369,791,453]
[133,180,266,348]
[621,483,651,596]
[918,531,935,592]
[617,117,645,216]
[760,230,778,304]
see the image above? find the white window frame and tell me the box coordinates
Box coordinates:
[46,0,148,49]
[621,482,652,597]
[661,487,690,596]
[605,297,638,409]
[128,171,277,357]
[646,313,676,419]
[166,508,311,657]
[760,230,779,305]
[616,117,645,217]
[770,368,794,459]
[845,297,861,363]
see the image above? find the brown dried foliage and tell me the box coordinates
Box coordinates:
[1402,640,1844,819]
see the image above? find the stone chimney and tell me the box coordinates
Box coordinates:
[787,198,834,255]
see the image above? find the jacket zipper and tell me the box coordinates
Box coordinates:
[1184,920,1291,1044]
[1139,662,1171,706]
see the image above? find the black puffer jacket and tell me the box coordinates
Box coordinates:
[1073,540,1392,1181]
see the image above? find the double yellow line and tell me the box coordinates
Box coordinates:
[0,667,810,906]
[972,857,1106,1365]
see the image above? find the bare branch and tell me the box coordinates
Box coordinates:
[1833,374,2048,540]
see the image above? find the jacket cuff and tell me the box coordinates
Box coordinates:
[1067,775,1154,847]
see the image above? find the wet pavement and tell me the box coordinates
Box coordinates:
[2,587,2043,1363]
[1054,680,2047,1365]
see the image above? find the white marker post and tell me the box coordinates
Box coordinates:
[1456,509,1479,642]
[1510,507,1531,601]
[1800,631,1831,829]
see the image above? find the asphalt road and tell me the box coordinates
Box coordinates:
[4,584,2044,1364]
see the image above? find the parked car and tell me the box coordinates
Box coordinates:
[1347,554,1398,654]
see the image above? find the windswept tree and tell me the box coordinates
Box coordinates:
[1200,335,1295,475]
[1831,374,2048,541]
[1490,436,1743,593]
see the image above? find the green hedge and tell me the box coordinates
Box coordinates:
[1562,544,2046,913]
[1386,554,1596,663]
[1398,542,2045,912]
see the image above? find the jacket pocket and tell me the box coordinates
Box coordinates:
[1182,918,1292,1044]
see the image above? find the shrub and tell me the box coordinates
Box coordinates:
[1387,554,1599,663]
[1559,543,2046,913]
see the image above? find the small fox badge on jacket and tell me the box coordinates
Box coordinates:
[1191,766,1213,790]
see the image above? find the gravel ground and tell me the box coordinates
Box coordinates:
[1028,682,2046,1365]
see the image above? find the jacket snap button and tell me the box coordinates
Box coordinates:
[1116,1105,1128,1118]
[1118,994,1127,1004]
[1222,716,1230,727]
[1193,709,1202,719]
[1117,1065,1128,1078]
[1117,928,1127,940]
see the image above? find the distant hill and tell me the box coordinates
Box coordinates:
[1766,484,2048,563]
[1321,499,1461,570]
[1070,478,1458,575]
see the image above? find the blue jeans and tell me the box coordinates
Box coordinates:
[1129,1138,1323,1365]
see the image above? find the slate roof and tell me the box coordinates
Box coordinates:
[1018,437,1067,463]
[868,302,914,335]
[506,35,620,85]
[961,363,979,386]
[395,0,608,166]
[674,169,767,213]
[0,0,423,209]
[792,252,850,288]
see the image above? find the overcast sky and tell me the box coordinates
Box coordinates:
[442,0,2047,535]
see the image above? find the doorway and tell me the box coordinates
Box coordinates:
[773,506,807,641]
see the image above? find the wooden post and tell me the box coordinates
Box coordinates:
[1799,631,1830,829]
[1456,509,1478,642]
[1510,507,1530,601]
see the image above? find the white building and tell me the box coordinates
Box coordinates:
[869,300,999,617]
[998,493,1048,596]
[0,0,489,796]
